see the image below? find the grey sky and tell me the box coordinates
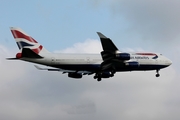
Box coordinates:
[90,0,180,43]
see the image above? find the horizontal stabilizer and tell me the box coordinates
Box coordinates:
[6,58,19,60]
[22,48,43,58]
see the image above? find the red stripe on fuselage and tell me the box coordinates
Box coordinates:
[136,53,157,56]
[11,30,38,43]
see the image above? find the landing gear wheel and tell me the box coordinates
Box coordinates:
[111,69,116,75]
[97,77,102,81]
[110,69,116,77]
[156,69,160,77]
[156,74,160,77]
[94,76,97,79]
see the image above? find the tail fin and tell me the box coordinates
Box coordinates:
[10,27,50,54]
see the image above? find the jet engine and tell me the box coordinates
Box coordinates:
[101,72,112,78]
[125,61,139,68]
[115,53,130,60]
[94,72,113,80]
[68,73,82,79]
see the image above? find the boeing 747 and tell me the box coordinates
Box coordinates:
[7,27,172,81]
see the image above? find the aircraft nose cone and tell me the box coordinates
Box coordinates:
[167,59,172,66]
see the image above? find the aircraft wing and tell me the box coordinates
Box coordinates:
[34,65,94,75]
[97,32,121,71]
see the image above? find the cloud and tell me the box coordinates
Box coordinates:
[63,100,96,114]
[90,0,180,43]
[54,39,147,53]
[54,39,102,53]
[0,39,179,120]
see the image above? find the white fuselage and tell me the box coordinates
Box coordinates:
[21,52,172,72]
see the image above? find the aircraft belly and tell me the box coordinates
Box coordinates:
[115,64,168,71]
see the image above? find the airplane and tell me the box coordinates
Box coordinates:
[7,27,172,81]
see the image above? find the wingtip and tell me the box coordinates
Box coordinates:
[97,32,107,38]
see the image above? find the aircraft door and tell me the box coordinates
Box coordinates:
[87,57,90,64]
[51,57,56,65]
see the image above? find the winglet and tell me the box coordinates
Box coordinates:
[97,32,108,39]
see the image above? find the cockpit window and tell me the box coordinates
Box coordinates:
[152,55,158,59]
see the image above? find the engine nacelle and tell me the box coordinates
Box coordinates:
[116,53,130,60]
[68,73,82,79]
[125,61,139,68]
[101,72,111,78]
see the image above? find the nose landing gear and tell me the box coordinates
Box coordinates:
[156,69,160,77]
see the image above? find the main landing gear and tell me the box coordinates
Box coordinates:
[156,69,160,77]
[93,71,115,82]
[94,72,102,81]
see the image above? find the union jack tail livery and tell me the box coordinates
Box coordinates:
[10,27,49,55]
